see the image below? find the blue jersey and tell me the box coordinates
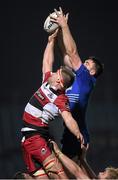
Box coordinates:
[65,64,96,144]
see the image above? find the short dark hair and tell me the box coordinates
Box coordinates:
[89,56,104,78]
[60,66,75,89]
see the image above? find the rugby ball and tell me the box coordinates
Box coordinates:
[44,12,60,33]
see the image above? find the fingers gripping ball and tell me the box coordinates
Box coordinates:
[44,12,60,33]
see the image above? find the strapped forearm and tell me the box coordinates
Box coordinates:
[56,150,90,179]
[60,24,82,70]
[56,151,79,176]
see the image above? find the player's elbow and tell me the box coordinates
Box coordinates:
[67,48,77,57]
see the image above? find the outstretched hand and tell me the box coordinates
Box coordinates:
[77,132,86,149]
[50,7,69,28]
[49,140,60,154]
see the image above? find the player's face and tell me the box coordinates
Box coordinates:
[52,69,64,89]
[98,169,109,179]
[84,59,96,76]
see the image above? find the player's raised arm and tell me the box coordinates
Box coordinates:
[57,29,73,68]
[50,7,82,70]
[42,30,58,74]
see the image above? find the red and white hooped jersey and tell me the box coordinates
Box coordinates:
[22,71,70,130]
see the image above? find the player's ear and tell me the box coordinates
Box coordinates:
[90,69,95,76]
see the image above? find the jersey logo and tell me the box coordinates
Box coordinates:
[41,147,47,155]
[36,91,45,100]
[47,93,53,99]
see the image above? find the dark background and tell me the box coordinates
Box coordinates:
[0,0,118,178]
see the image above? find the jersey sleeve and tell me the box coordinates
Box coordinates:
[75,64,89,76]
[54,94,70,112]
[75,64,96,85]
[42,71,51,83]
